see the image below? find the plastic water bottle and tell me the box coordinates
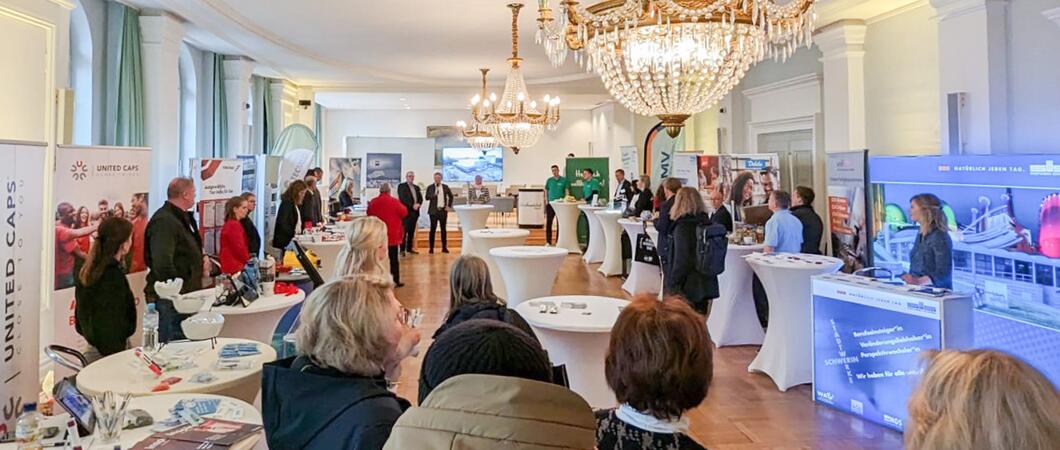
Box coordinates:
[143,303,159,352]
[15,402,42,450]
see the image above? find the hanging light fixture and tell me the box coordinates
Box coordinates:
[456,69,500,153]
[468,3,561,154]
[535,0,816,137]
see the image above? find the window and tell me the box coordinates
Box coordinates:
[179,44,198,174]
[69,1,93,145]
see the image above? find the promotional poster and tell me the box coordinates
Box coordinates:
[670,152,700,187]
[697,155,723,196]
[365,153,402,188]
[620,145,640,177]
[644,123,685,187]
[328,157,362,203]
[720,154,781,222]
[53,146,151,360]
[827,150,870,272]
[194,159,244,257]
[0,141,46,434]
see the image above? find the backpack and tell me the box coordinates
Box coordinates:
[695,222,729,276]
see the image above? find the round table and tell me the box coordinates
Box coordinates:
[578,205,607,264]
[515,295,629,408]
[549,201,583,254]
[297,237,345,281]
[744,252,843,391]
[707,244,766,347]
[594,210,625,276]
[618,219,661,295]
[186,288,306,345]
[37,394,264,450]
[490,246,569,308]
[454,204,494,254]
[77,338,276,403]
[467,229,530,299]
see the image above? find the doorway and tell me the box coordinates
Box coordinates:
[757,130,814,194]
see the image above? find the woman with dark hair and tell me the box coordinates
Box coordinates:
[272,180,309,254]
[901,193,953,289]
[75,206,93,253]
[220,196,251,275]
[112,202,126,220]
[75,217,136,361]
[596,294,711,449]
[730,171,755,221]
[433,255,536,340]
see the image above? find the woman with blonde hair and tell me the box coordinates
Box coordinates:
[432,255,536,340]
[262,274,421,450]
[901,193,953,289]
[333,216,391,280]
[906,349,1060,450]
[667,186,720,314]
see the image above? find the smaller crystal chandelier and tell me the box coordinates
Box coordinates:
[467,3,561,154]
[456,69,500,153]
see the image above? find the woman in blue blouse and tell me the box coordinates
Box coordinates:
[902,193,953,289]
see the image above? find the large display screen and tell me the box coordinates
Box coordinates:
[869,155,1060,386]
[441,147,503,182]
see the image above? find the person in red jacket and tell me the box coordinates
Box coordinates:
[220,196,251,275]
[367,183,408,287]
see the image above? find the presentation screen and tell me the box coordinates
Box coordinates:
[441,147,503,182]
[869,155,1060,386]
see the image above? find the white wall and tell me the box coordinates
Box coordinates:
[1008,0,1060,153]
[324,109,593,187]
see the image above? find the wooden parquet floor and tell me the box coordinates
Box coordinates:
[391,229,904,450]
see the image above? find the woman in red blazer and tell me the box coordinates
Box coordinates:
[220,196,251,275]
[366,183,408,287]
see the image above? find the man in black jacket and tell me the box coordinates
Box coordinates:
[791,186,824,255]
[397,171,423,256]
[240,192,261,258]
[612,169,635,207]
[708,189,734,233]
[425,172,453,254]
[145,177,208,342]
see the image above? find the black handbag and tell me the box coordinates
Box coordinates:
[634,233,659,266]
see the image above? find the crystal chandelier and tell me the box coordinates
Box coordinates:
[468,3,561,154]
[535,0,816,137]
[457,69,502,153]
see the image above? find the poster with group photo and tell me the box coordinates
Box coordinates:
[0,141,46,434]
[720,153,780,222]
[329,157,362,204]
[53,146,152,354]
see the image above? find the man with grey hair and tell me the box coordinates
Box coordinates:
[145,177,208,341]
[367,182,409,287]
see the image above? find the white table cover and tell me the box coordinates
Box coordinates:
[298,237,345,281]
[578,205,608,264]
[619,219,661,295]
[515,295,629,408]
[745,252,843,391]
[594,210,625,276]
[707,244,766,347]
[645,227,663,296]
[490,246,569,308]
[467,229,529,299]
[550,201,583,254]
[77,338,276,403]
[454,204,494,254]
[186,288,306,345]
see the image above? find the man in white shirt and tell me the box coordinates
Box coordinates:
[426,172,454,254]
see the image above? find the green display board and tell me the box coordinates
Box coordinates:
[564,157,609,244]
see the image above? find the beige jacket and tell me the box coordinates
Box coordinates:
[383,374,597,449]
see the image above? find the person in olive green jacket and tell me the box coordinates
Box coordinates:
[384,320,596,450]
[544,165,569,245]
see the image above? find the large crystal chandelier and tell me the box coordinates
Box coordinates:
[535,0,816,137]
[468,3,561,154]
[457,69,500,153]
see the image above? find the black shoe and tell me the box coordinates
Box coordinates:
[409,250,419,255]
[396,282,406,288]
[429,249,435,254]
[400,251,407,257]
[442,248,450,253]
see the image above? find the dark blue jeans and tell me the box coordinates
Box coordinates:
[155,298,191,342]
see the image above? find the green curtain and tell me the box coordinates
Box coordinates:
[112,5,145,146]
[212,54,228,157]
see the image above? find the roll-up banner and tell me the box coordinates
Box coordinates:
[52,146,152,362]
[0,140,46,434]
[193,159,244,258]
[826,150,870,272]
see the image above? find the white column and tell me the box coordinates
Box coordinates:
[223,57,256,157]
[930,0,1009,154]
[815,20,867,154]
[140,13,185,211]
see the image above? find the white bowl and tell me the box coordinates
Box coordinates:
[181,312,225,341]
[172,293,208,314]
[154,279,184,301]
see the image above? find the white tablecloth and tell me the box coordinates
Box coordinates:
[550,201,583,254]
[186,288,306,345]
[298,237,345,281]
[454,204,494,254]
[645,227,663,296]
[578,205,607,264]
[77,338,276,403]
[707,244,766,347]
[619,219,661,295]
[594,210,625,276]
[515,295,629,408]
[745,252,843,391]
[468,229,530,299]
[490,246,569,308]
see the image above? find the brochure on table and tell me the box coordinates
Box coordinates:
[812,272,972,432]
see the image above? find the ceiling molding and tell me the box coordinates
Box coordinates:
[816,0,925,28]
[48,0,76,10]
[742,73,822,99]
[866,0,930,24]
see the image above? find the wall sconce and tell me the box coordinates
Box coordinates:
[298,99,312,110]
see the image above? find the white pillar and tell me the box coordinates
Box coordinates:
[815,20,867,154]
[223,57,256,157]
[140,13,185,211]
[931,0,1009,154]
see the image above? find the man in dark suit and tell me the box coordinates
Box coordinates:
[613,169,635,207]
[425,172,454,254]
[397,171,423,256]
[708,189,734,233]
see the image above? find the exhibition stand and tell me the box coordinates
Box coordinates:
[516,296,629,409]
[745,253,843,391]
[454,204,494,254]
[188,288,306,346]
[618,218,661,295]
[467,229,530,299]
[491,246,570,307]
[707,244,766,347]
[594,210,625,276]
[578,205,608,264]
[550,201,584,254]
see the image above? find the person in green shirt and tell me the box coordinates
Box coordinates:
[581,168,602,204]
[544,165,569,245]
